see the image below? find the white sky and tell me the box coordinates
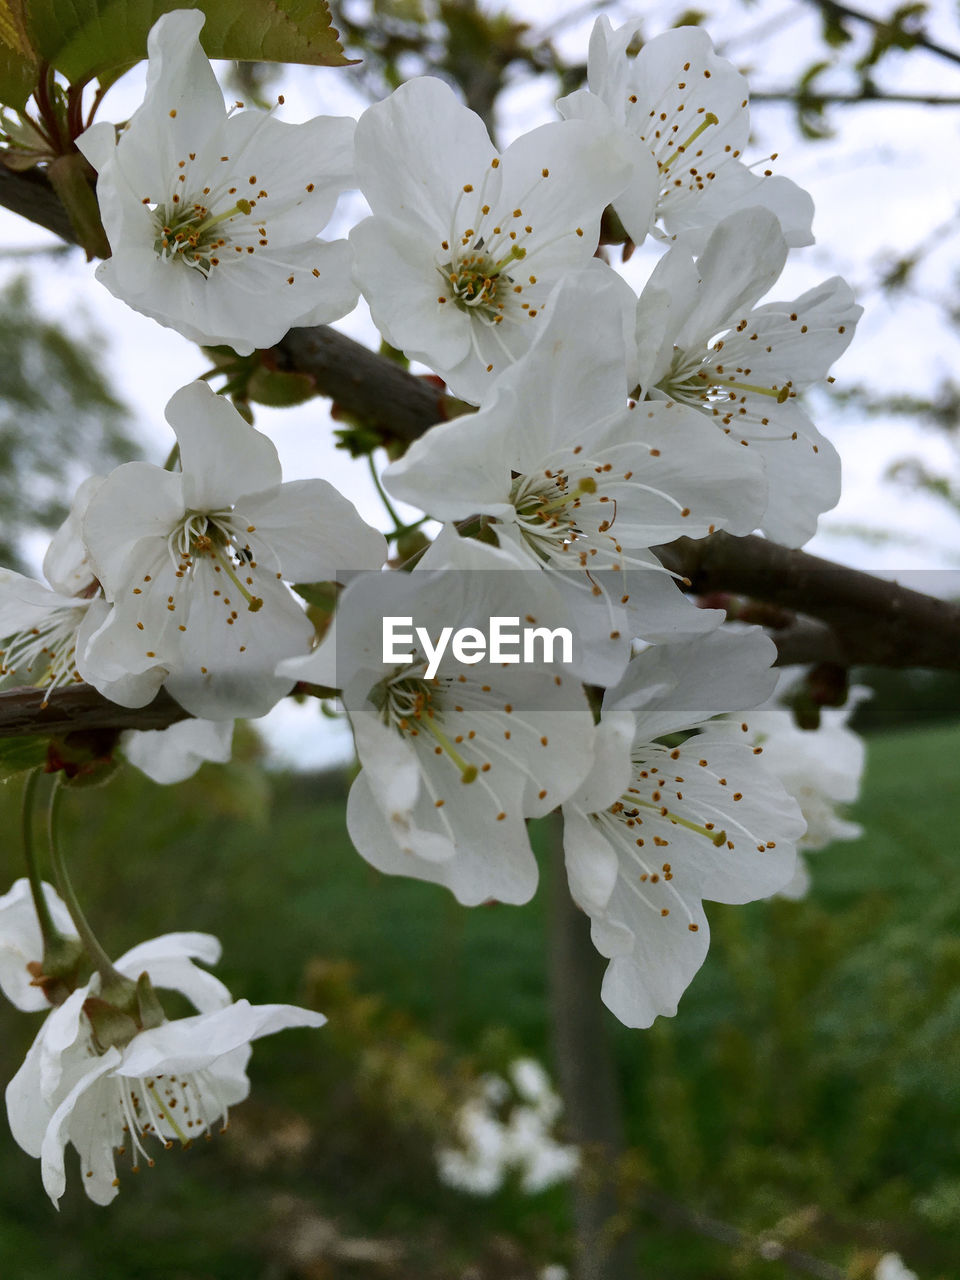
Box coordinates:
[2,0,959,767]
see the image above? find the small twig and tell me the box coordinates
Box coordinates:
[806,0,960,70]
[752,89,960,105]
[631,1183,848,1280]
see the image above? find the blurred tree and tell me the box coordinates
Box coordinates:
[0,273,135,573]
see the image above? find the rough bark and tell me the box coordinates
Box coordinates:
[547,814,638,1280]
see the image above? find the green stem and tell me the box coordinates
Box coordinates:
[368,452,404,533]
[47,778,124,990]
[20,768,61,946]
[163,442,180,472]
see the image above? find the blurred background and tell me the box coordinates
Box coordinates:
[0,0,959,1275]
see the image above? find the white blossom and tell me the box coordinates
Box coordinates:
[280,528,596,906]
[437,1058,578,1196]
[385,272,760,682]
[562,628,805,1027]
[77,10,358,355]
[81,381,386,720]
[631,207,861,545]
[0,879,79,1013]
[350,75,633,401]
[122,718,234,784]
[5,930,325,1205]
[716,675,868,898]
[0,478,156,707]
[558,20,814,252]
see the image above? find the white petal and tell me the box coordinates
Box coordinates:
[237,478,387,581]
[606,627,779,739]
[122,718,234,784]
[353,77,496,236]
[82,463,184,595]
[167,382,282,511]
[115,999,326,1077]
[39,1051,123,1207]
[350,215,474,372]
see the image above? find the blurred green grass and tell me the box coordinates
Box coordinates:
[0,720,956,1277]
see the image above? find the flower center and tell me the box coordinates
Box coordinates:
[438,242,527,324]
[0,600,90,700]
[661,347,790,415]
[168,511,264,613]
[115,1068,231,1177]
[152,198,254,276]
[370,667,478,783]
[508,469,596,558]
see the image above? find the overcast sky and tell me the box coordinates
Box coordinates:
[1,0,958,766]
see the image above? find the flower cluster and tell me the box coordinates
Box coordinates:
[437,1058,579,1196]
[0,7,868,1202]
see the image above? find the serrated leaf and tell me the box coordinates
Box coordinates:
[0,0,33,57]
[0,6,37,109]
[24,0,356,91]
[0,734,48,780]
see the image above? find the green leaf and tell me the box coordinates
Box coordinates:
[0,733,47,780]
[0,0,37,108]
[246,365,316,408]
[0,45,37,110]
[23,0,357,91]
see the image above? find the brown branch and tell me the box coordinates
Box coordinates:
[0,164,77,242]
[751,89,960,105]
[0,684,190,737]
[658,534,960,670]
[0,163,958,753]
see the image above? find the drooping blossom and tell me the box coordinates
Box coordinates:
[0,879,79,1013]
[81,381,386,720]
[561,628,805,1027]
[558,20,814,252]
[350,75,633,401]
[630,207,861,545]
[5,930,325,1205]
[279,528,596,906]
[77,10,358,355]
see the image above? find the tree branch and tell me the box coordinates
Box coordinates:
[629,1183,848,1280]
[751,89,960,106]
[0,684,190,737]
[0,164,76,242]
[1,163,959,752]
[657,534,960,670]
[806,0,960,70]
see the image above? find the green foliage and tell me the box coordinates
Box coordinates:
[0,720,957,1275]
[0,0,354,110]
[0,274,136,573]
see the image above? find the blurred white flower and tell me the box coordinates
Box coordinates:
[875,1254,920,1280]
[122,717,234,784]
[437,1058,578,1196]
